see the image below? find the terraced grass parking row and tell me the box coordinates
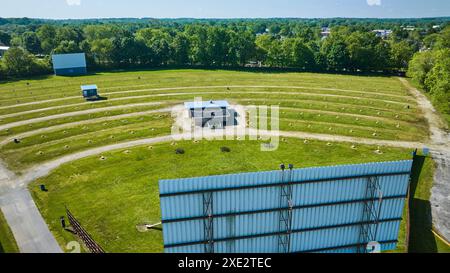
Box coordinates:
[0,89,416,124]
[0,83,415,112]
[0,92,423,132]
[0,104,168,140]
[1,114,172,171]
[0,70,429,175]
[0,70,410,100]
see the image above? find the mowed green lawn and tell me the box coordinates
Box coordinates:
[0,209,19,253]
[30,138,414,253]
[0,70,428,173]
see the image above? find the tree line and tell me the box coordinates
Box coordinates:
[0,18,448,80]
[408,27,450,121]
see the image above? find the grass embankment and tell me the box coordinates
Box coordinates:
[408,153,450,253]
[0,209,19,253]
[30,138,412,253]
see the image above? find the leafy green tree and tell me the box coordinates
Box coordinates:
[172,33,190,65]
[136,28,172,65]
[206,27,230,66]
[432,26,450,50]
[185,25,209,65]
[390,40,414,71]
[1,47,44,76]
[228,30,256,66]
[90,38,114,65]
[346,32,379,71]
[424,49,450,115]
[56,26,83,45]
[83,25,114,41]
[292,39,315,69]
[0,64,6,80]
[321,36,350,71]
[373,41,391,71]
[0,31,11,46]
[408,51,435,87]
[268,40,286,67]
[21,31,41,54]
[53,40,81,54]
[37,25,57,54]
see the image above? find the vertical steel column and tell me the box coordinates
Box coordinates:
[358,176,383,253]
[203,192,214,253]
[278,164,294,253]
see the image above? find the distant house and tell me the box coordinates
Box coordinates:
[372,29,392,39]
[0,45,10,58]
[52,53,87,76]
[321,27,331,39]
[245,61,263,68]
[403,26,416,31]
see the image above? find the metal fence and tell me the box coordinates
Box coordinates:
[66,208,105,254]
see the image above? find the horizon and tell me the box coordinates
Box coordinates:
[1,0,449,20]
[2,16,450,21]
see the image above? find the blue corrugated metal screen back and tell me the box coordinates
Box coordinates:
[159,160,413,253]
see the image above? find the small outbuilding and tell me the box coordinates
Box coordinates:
[81,85,98,100]
[185,100,235,129]
[0,46,10,58]
[52,53,87,76]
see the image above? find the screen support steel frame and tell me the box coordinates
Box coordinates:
[358,176,383,253]
[203,192,214,253]
[278,165,294,253]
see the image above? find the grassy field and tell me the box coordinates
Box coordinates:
[0,70,428,173]
[0,69,444,253]
[0,209,19,253]
[30,138,413,253]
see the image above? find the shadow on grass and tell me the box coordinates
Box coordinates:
[408,155,438,253]
[86,96,108,102]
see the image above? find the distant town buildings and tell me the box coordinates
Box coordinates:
[372,29,393,39]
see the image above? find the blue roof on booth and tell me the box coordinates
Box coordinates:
[184,100,229,109]
[81,85,97,91]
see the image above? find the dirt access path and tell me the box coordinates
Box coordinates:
[399,78,450,243]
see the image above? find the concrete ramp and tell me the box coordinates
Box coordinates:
[0,188,62,253]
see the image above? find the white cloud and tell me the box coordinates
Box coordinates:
[66,0,81,6]
[366,0,381,6]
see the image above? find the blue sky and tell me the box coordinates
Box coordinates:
[1,0,449,19]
